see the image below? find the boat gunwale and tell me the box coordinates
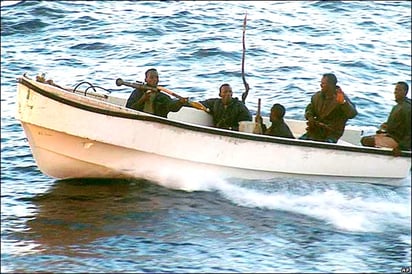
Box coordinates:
[17,76,412,158]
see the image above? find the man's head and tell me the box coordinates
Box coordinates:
[394,81,409,102]
[270,103,286,122]
[320,73,338,93]
[219,83,233,105]
[145,68,159,87]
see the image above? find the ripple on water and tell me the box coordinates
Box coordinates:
[1,1,411,273]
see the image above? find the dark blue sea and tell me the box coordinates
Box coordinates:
[1,1,411,273]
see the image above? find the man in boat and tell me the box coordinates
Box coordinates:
[200,83,252,131]
[255,103,295,138]
[125,68,187,118]
[299,73,358,143]
[360,81,411,153]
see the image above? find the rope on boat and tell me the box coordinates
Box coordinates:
[72,81,111,98]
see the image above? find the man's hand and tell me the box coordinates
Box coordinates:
[306,117,316,129]
[392,146,401,157]
[336,87,345,104]
[376,123,388,134]
[138,91,152,104]
[179,97,188,104]
[255,114,263,124]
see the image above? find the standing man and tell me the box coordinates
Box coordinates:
[126,68,187,118]
[299,73,358,143]
[200,83,252,131]
[361,81,411,153]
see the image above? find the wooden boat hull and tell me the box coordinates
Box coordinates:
[16,75,411,185]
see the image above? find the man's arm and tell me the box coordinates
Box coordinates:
[304,95,316,121]
[238,102,252,122]
[398,104,411,150]
[340,95,358,119]
[126,89,145,110]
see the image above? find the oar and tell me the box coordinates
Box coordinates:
[241,12,250,104]
[116,78,209,113]
[253,98,263,134]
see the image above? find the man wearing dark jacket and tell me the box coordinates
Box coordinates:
[361,81,411,152]
[256,103,295,138]
[200,83,252,131]
[299,73,358,143]
[126,68,186,118]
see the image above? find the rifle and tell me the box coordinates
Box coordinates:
[253,98,263,134]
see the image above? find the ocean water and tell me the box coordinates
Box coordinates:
[1,1,411,273]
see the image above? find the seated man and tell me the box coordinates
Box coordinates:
[255,103,295,138]
[126,68,186,118]
[299,73,358,143]
[361,81,411,153]
[200,83,252,131]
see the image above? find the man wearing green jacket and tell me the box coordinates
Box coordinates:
[200,83,252,131]
[299,73,358,143]
[361,81,411,153]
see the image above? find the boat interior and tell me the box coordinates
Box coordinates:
[61,79,363,146]
[27,75,365,147]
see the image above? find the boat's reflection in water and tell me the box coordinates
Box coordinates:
[26,178,173,252]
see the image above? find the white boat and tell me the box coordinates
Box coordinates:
[15,74,411,186]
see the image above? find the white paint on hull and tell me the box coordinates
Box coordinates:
[16,76,411,186]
